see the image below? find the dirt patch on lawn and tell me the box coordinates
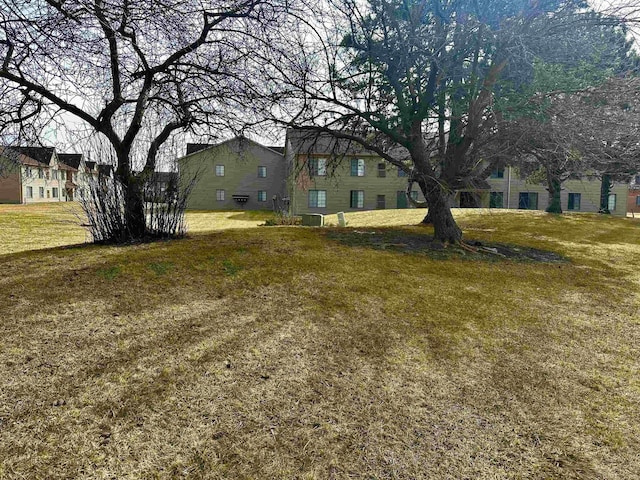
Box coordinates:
[325,228,568,263]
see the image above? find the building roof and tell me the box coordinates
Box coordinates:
[85,161,97,171]
[58,153,83,170]
[98,164,113,176]
[184,137,285,159]
[13,146,55,166]
[285,128,389,157]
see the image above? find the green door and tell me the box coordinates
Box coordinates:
[396,190,407,209]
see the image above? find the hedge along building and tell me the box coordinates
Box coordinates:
[179,137,287,211]
[285,129,426,215]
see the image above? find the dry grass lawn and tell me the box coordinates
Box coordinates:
[0,204,639,479]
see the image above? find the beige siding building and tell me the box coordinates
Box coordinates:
[476,166,628,215]
[0,147,75,204]
[179,137,287,211]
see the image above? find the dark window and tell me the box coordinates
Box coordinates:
[350,190,364,208]
[490,167,505,179]
[398,168,407,177]
[518,192,538,210]
[567,193,581,211]
[636,196,640,206]
[376,194,386,209]
[397,191,407,209]
[377,163,386,177]
[489,192,504,208]
[258,190,267,202]
[258,166,267,178]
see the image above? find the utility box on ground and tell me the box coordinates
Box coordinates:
[301,214,324,227]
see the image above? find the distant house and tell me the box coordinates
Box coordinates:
[0,146,73,204]
[179,137,287,210]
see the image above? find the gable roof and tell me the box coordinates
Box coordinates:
[13,146,55,166]
[183,137,285,160]
[58,153,83,170]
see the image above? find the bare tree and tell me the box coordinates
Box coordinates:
[275,0,636,243]
[0,0,287,242]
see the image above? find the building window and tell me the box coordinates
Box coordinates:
[215,165,225,176]
[26,186,33,199]
[39,187,44,198]
[38,169,44,179]
[608,194,617,211]
[52,170,58,180]
[60,171,66,181]
[350,158,365,177]
[567,193,581,211]
[635,175,640,185]
[216,189,225,201]
[350,190,364,208]
[258,190,267,202]
[24,167,32,178]
[377,163,386,177]
[636,196,640,207]
[398,168,407,177]
[52,187,58,198]
[518,192,538,210]
[46,190,50,198]
[309,189,326,208]
[376,194,386,209]
[73,172,78,182]
[490,167,505,179]
[310,158,327,176]
[258,166,267,178]
[489,191,504,208]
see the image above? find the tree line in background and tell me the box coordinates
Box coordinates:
[1,0,639,244]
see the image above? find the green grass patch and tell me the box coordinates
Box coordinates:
[96,265,121,280]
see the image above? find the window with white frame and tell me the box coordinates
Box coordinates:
[258,166,267,178]
[39,187,44,198]
[350,190,364,208]
[52,187,58,198]
[350,158,365,176]
[26,186,33,198]
[215,165,225,176]
[52,170,58,180]
[216,189,225,201]
[24,167,32,178]
[60,170,66,181]
[38,169,44,179]
[258,190,267,202]
[489,191,504,208]
[608,194,617,211]
[310,158,327,176]
[309,190,326,208]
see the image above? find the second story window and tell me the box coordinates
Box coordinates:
[24,167,32,178]
[350,158,365,177]
[38,169,44,179]
[215,165,225,176]
[310,158,327,176]
[73,172,78,182]
[377,163,386,177]
[490,167,505,179]
[52,170,58,180]
[398,167,407,177]
[258,166,267,178]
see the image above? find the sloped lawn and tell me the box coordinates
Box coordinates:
[0,207,639,478]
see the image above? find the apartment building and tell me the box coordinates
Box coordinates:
[0,147,77,204]
[179,137,287,211]
[285,129,425,214]
[476,166,628,216]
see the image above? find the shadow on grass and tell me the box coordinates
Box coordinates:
[324,227,568,263]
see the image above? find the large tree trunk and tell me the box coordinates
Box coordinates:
[546,176,562,213]
[123,175,147,240]
[599,174,612,214]
[420,181,462,244]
